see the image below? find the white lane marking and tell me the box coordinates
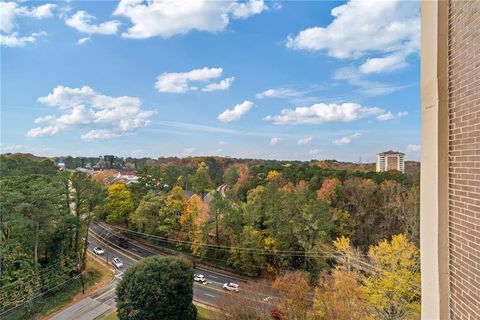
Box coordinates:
[209,275,218,279]
[204,293,215,298]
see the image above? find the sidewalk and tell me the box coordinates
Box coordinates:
[50,298,110,320]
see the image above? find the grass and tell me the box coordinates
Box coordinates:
[99,310,118,320]
[196,304,216,320]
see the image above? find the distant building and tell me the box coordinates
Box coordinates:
[376,150,405,173]
[75,167,93,175]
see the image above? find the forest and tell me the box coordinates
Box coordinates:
[0,154,104,317]
[1,154,421,319]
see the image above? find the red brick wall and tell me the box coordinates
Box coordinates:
[448,0,480,318]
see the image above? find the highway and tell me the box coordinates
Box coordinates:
[86,222,275,310]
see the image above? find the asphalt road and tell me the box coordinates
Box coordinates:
[87,223,275,308]
[51,222,276,320]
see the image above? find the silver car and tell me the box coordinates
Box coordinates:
[112,257,123,269]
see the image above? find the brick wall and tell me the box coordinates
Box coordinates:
[448,0,480,318]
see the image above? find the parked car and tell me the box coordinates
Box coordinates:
[93,246,104,255]
[223,282,240,292]
[193,274,206,283]
[112,257,124,269]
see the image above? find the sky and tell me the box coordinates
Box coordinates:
[1,0,421,162]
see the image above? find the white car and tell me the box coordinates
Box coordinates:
[223,282,240,292]
[93,247,104,255]
[193,274,206,283]
[112,258,123,269]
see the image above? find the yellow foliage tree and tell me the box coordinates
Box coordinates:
[179,194,207,256]
[364,234,421,320]
[266,170,280,181]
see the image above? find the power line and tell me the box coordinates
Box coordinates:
[0,275,81,316]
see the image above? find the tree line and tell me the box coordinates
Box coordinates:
[100,160,419,279]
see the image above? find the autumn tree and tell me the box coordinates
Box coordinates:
[337,178,379,247]
[316,177,340,205]
[364,234,421,320]
[272,271,310,320]
[312,270,371,320]
[180,194,207,256]
[104,183,135,226]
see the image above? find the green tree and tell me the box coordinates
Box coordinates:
[228,226,265,275]
[191,162,213,196]
[116,256,196,320]
[104,183,134,226]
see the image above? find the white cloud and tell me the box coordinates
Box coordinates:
[218,100,253,122]
[309,149,321,156]
[38,85,141,110]
[114,0,268,39]
[66,11,120,35]
[332,132,361,145]
[297,136,313,145]
[183,147,196,155]
[359,52,408,74]
[0,144,24,152]
[155,67,233,93]
[269,137,281,146]
[256,87,306,99]
[77,37,91,45]
[28,85,154,140]
[0,31,45,47]
[333,66,406,97]
[406,144,421,152]
[229,0,267,19]
[0,2,55,48]
[286,0,419,73]
[264,103,383,125]
[27,125,61,138]
[0,2,56,33]
[81,130,118,141]
[376,111,408,121]
[202,77,235,92]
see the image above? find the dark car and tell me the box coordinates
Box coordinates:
[117,237,129,249]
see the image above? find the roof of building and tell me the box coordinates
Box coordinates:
[377,150,405,156]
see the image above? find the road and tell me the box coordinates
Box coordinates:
[51,222,274,320]
[217,184,227,198]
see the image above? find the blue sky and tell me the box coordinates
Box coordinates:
[1,0,421,162]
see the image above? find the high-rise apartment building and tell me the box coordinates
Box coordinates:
[375,150,405,173]
[421,1,479,319]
